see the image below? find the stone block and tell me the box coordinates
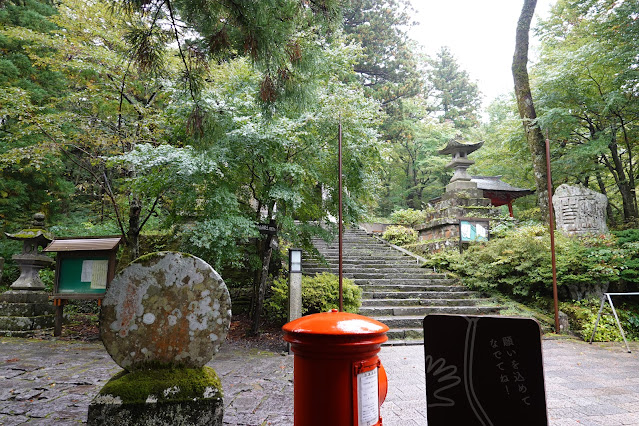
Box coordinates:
[0,301,55,317]
[0,290,50,304]
[0,314,54,332]
[87,367,223,426]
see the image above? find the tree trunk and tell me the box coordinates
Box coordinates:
[512,0,550,221]
[607,127,638,222]
[127,196,141,260]
[251,232,274,336]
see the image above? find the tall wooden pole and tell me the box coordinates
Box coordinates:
[338,119,344,312]
[545,135,560,333]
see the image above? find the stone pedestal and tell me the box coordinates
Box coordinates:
[416,190,499,252]
[0,290,55,336]
[87,367,223,426]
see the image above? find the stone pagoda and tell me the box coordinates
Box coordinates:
[416,136,500,251]
[0,213,56,336]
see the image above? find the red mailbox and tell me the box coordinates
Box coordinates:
[283,309,389,426]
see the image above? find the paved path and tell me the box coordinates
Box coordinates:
[1,337,639,425]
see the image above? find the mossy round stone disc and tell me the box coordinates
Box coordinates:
[100,252,232,371]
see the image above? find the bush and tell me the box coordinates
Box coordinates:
[426,225,622,300]
[612,230,639,286]
[389,208,427,226]
[561,298,639,341]
[382,225,418,246]
[266,272,362,324]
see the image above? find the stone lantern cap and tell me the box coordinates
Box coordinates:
[5,213,53,255]
[437,137,483,156]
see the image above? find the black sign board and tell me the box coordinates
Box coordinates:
[423,315,547,426]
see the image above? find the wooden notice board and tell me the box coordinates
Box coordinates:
[57,256,110,295]
[423,314,547,426]
[45,236,121,299]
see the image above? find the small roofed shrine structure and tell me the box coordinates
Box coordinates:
[471,176,534,217]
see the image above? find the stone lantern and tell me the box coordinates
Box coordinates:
[0,213,56,336]
[5,212,55,290]
[438,135,484,194]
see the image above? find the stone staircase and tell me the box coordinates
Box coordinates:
[303,227,501,345]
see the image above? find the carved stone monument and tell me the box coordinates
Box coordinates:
[87,251,232,425]
[552,184,608,236]
[0,213,55,336]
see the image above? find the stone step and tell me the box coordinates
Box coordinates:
[0,301,56,317]
[385,328,424,342]
[362,290,478,299]
[372,307,502,328]
[360,302,491,317]
[302,265,446,280]
[310,227,502,343]
[304,258,421,266]
[360,298,486,307]
[0,314,55,332]
[354,278,456,285]
[303,264,425,272]
[361,284,468,292]
[350,272,447,280]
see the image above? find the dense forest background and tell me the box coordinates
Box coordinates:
[1,0,638,330]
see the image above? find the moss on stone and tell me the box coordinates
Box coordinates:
[99,366,222,404]
[6,229,53,240]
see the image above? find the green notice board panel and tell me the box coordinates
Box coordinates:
[58,257,109,294]
[460,220,489,242]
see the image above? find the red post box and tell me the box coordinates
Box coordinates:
[283,309,389,426]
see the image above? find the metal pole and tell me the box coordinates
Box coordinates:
[338,119,344,312]
[545,135,560,334]
[607,294,631,353]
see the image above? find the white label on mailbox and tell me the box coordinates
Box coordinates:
[357,368,379,426]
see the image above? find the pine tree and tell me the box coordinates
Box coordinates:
[426,46,481,130]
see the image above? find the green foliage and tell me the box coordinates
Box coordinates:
[561,299,639,342]
[534,0,639,223]
[266,273,362,324]
[382,225,418,246]
[612,230,639,285]
[426,225,622,300]
[389,208,427,226]
[0,239,21,289]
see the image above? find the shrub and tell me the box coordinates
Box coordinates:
[266,272,362,324]
[389,208,427,226]
[382,225,418,246]
[561,298,639,341]
[426,225,622,300]
[612,230,639,286]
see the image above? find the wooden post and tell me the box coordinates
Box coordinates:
[54,299,65,337]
